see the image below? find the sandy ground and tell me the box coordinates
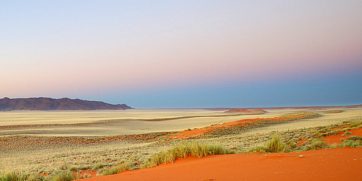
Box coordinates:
[0,108,361,175]
[0,109,283,136]
[1,108,360,137]
[81,148,362,181]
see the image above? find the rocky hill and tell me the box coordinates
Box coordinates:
[0,97,132,110]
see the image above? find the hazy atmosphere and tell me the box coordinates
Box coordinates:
[1,0,362,107]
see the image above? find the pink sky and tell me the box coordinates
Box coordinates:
[0,1,361,107]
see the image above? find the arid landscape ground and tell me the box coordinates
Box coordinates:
[1,107,361,180]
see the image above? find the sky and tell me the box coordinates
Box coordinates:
[1,0,362,108]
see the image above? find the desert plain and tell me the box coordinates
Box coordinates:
[1,107,362,180]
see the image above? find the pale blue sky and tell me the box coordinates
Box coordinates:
[1,0,362,107]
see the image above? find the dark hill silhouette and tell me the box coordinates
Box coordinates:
[0,97,132,110]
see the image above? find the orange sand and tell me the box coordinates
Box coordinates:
[81,148,362,181]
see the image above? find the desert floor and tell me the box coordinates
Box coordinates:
[0,107,361,180]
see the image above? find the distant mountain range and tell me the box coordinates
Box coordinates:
[0,97,132,111]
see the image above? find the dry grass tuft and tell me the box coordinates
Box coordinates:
[49,171,73,181]
[100,163,130,176]
[0,172,28,181]
[250,134,287,153]
[144,142,233,167]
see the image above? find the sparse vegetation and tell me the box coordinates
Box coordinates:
[27,174,46,181]
[144,142,233,167]
[208,111,321,137]
[49,171,73,181]
[92,163,110,170]
[265,134,287,152]
[348,119,362,128]
[100,163,130,176]
[0,172,28,181]
[281,112,321,119]
[0,172,45,181]
[301,138,328,151]
[250,134,287,153]
[340,136,362,148]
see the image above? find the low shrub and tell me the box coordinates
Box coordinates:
[340,136,362,148]
[301,138,327,151]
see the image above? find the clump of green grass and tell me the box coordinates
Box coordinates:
[49,171,73,181]
[264,135,287,152]
[100,163,130,176]
[144,142,232,168]
[0,172,28,181]
[250,134,288,153]
[0,172,46,181]
[340,136,362,148]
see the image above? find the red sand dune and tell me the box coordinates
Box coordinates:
[81,148,362,181]
[171,114,308,139]
[324,127,362,144]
